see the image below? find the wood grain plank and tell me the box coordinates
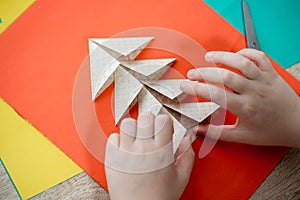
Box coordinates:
[0,161,20,199]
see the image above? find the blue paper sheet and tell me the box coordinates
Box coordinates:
[204,0,300,68]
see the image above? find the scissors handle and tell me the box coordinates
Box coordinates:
[242,1,260,50]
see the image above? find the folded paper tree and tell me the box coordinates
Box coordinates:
[89,37,220,152]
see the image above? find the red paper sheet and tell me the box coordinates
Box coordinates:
[0,0,299,199]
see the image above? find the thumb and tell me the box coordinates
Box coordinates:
[193,124,247,143]
[175,134,195,183]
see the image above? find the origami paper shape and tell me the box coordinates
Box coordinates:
[164,102,220,123]
[142,79,187,100]
[114,67,143,124]
[166,108,189,153]
[88,37,153,100]
[89,37,220,151]
[120,58,176,80]
[137,88,162,116]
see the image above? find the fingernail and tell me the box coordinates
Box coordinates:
[192,126,198,133]
[120,118,136,137]
[180,81,188,90]
[187,70,194,78]
[138,113,152,127]
[192,125,206,134]
[205,52,214,63]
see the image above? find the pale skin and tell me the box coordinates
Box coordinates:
[180,48,300,148]
[105,113,195,200]
[105,48,300,199]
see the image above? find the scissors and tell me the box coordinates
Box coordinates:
[242,1,260,50]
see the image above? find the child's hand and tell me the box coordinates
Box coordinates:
[180,48,300,148]
[105,113,195,200]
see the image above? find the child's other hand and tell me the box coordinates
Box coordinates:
[180,48,300,148]
[105,113,195,200]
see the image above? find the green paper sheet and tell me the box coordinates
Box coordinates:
[204,0,300,68]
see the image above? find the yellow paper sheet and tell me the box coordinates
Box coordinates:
[0,98,82,199]
[0,0,35,34]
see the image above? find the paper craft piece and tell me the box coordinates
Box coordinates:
[1,1,299,199]
[89,37,153,100]
[114,67,143,125]
[89,40,119,100]
[142,79,187,100]
[0,0,35,34]
[165,102,220,123]
[91,37,220,151]
[159,107,192,153]
[120,58,176,80]
[90,36,210,139]
[204,0,300,68]
[91,37,153,60]
[0,98,82,199]
[138,88,162,116]
[137,88,197,153]
[160,102,219,152]
[169,108,199,132]
[169,112,188,153]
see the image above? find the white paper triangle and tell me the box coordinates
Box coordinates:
[138,88,162,116]
[93,42,124,59]
[172,117,188,153]
[90,37,153,60]
[89,40,120,101]
[164,102,220,123]
[163,106,198,130]
[114,67,143,125]
[159,107,187,153]
[142,79,186,100]
[120,58,176,76]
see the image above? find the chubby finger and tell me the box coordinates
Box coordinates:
[193,124,247,143]
[175,135,195,183]
[205,51,261,80]
[106,133,120,149]
[187,67,250,94]
[154,114,173,148]
[237,48,273,71]
[136,112,155,140]
[180,81,242,116]
[119,118,136,151]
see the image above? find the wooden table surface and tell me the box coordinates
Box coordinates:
[1,63,300,200]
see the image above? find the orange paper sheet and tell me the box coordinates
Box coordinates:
[0,0,299,199]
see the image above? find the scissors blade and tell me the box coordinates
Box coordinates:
[242,1,260,50]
